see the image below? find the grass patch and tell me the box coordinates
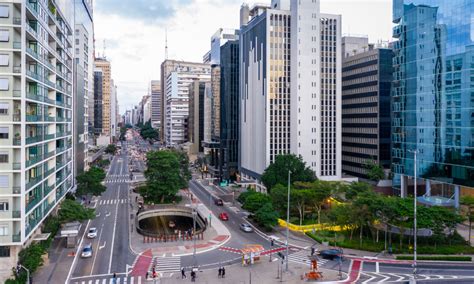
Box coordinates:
[396,255,472,261]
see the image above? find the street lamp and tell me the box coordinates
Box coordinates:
[408,149,418,280]
[192,205,197,268]
[286,170,291,272]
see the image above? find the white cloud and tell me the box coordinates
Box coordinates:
[94,0,391,113]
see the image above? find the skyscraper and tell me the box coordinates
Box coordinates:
[239,0,342,183]
[342,47,393,179]
[0,1,74,278]
[150,80,161,129]
[392,0,474,205]
[94,58,112,142]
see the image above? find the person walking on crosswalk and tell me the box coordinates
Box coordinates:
[181,267,187,279]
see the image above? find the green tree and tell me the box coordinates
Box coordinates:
[261,154,315,191]
[461,196,474,245]
[365,160,385,182]
[254,203,279,231]
[76,167,106,196]
[18,243,45,273]
[304,181,333,224]
[242,192,272,213]
[237,189,257,204]
[58,199,95,223]
[171,149,192,188]
[142,150,183,203]
[140,120,159,140]
[105,144,117,155]
[269,184,289,217]
[345,182,372,201]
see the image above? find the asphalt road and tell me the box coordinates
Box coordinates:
[69,142,135,280]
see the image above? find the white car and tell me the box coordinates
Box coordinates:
[81,244,93,258]
[87,228,97,239]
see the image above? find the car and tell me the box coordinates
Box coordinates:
[240,223,253,233]
[81,244,93,258]
[214,198,224,206]
[87,228,97,239]
[319,248,343,260]
[219,212,229,221]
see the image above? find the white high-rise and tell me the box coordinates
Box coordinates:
[0,0,74,279]
[240,0,342,182]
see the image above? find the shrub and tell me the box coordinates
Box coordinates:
[237,190,256,204]
[18,243,45,273]
[396,255,472,261]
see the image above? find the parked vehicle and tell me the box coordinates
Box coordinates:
[214,198,224,206]
[239,223,253,233]
[319,248,343,260]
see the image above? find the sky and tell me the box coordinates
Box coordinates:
[93,0,392,114]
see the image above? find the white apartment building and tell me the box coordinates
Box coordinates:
[163,63,210,146]
[240,0,342,181]
[0,0,74,279]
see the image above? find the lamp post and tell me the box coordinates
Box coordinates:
[286,170,291,272]
[193,205,197,268]
[408,149,418,280]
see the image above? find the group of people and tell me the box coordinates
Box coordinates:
[218,266,226,278]
[180,266,225,281]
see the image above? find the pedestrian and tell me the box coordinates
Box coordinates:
[112,273,117,284]
[191,271,196,282]
[146,271,149,279]
[222,266,225,278]
[218,267,222,278]
[181,267,186,279]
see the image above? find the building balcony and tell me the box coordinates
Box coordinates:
[26,135,42,144]
[43,202,54,214]
[45,115,55,122]
[26,154,43,167]
[12,90,21,97]
[12,17,21,25]
[44,78,55,89]
[26,47,39,61]
[12,210,20,219]
[26,1,38,15]
[44,150,55,159]
[13,138,21,146]
[26,91,43,102]
[26,70,41,81]
[56,117,65,122]
[26,215,42,236]
[12,187,20,194]
[44,133,55,140]
[26,175,43,189]
[26,114,43,122]
[26,195,42,213]
[12,233,21,243]
[12,163,21,170]
[44,183,55,196]
[13,42,21,50]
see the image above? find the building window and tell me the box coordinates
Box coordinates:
[0,102,7,115]
[0,175,8,187]
[0,225,7,236]
[0,202,8,211]
[0,6,8,18]
[0,78,8,90]
[0,246,9,257]
[0,153,8,163]
[0,29,8,42]
[0,54,8,66]
[0,127,7,139]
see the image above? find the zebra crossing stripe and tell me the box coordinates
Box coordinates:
[154,256,181,273]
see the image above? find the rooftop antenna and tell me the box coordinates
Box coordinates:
[165,28,168,60]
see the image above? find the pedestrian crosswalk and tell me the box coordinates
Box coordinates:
[359,271,472,283]
[287,249,329,267]
[151,255,181,275]
[104,179,130,184]
[71,276,143,284]
[97,199,128,205]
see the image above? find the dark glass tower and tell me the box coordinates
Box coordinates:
[392,0,474,205]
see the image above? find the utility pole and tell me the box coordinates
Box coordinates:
[286,170,291,272]
[408,149,418,281]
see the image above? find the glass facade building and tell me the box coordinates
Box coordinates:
[392,0,474,201]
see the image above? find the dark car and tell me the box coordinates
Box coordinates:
[214,198,224,206]
[319,248,343,260]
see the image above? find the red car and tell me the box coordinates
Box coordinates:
[219,212,229,221]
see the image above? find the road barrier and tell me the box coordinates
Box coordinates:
[142,232,204,243]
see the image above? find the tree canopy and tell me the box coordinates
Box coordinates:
[58,199,95,223]
[140,120,159,140]
[261,154,315,191]
[142,150,184,204]
[105,144,117,155]
[75,167,106,196]
[365,160,385,182]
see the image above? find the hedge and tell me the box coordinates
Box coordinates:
[396,255,472,261]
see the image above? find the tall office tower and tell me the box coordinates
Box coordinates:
[150,80,161,129]
[240,1,342,182]
[160,60,210,146]
[110,80,117,141]
[342,47,393,179]
[188,80,210,155]
[93,68,103,136]
[0,1,74,278]
[219,40,240,180]
[143,95,151,123]
[74,0,93,174]
[392,0,474,206]
[94,58,111,140]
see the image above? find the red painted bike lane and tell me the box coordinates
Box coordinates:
[343,259,363,283]
[130,249,153,277]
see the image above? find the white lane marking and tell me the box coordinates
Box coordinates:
[137,276,141,284]
[99,241,107,250]
[65,218,91,283]
[108,185,121,274]
[102,279,106,284]
[88,280,92,284]
[361,272,376,284]
[90,225,105,275]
